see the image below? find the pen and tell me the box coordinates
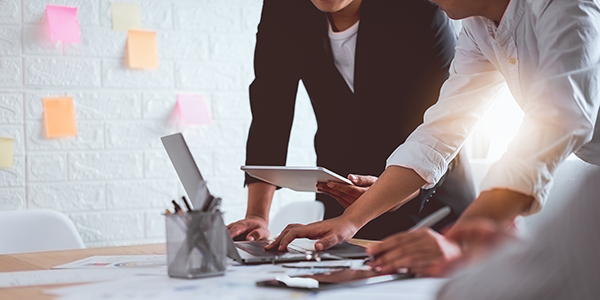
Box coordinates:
[409,206,451,230]
[181,196,193,212]
[171,200,183,214]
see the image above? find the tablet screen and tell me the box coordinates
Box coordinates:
[256,269,412,291]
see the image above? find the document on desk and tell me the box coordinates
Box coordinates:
[45,262,447,300]
[0,269,147,288]
[52,255,166,270]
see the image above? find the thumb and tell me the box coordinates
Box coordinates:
[247,229,267,241]
[315,235,340,251]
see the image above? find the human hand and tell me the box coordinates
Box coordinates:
[366,228,461,277]
[265,216,360,252]
[226,215,270,241]
[439,218,518,274]
[316,174,377,208]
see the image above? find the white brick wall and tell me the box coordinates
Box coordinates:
[0,0,318,248]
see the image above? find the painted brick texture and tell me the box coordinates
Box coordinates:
[0,0,317,247]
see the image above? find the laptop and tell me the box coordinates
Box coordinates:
[160,133,368,264]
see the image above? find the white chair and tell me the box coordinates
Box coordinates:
[269,201,325,238]
[0,209,85,254]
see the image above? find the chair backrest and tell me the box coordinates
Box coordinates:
[0,209,85,254]
[269,201,325,238]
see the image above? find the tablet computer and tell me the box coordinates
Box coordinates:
[241,166,353,192]
[256,269,413,291]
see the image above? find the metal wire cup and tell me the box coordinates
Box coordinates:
[165,211,227,279]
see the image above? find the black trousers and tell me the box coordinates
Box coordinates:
[317,150,476,240]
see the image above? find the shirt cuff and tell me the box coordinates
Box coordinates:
[386,141,450,189]
[479,159,550,215]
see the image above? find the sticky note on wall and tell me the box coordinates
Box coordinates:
[177,95,213,126]
[111,2,142,31]
[43,97,78,138]
[127,30,158,69]
[46,5,81,43]
[0,137,14,169]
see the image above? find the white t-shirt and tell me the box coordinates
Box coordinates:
[328,20,359,93]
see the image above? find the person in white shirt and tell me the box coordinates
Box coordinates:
[267,0,600,277]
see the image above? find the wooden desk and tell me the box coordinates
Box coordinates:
[0,244,166,300]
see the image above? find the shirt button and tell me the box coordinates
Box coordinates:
[508,57,517,65]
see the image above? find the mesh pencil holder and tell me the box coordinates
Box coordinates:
[165,211,227,279]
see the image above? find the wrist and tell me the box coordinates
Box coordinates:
[245,213,268,223]
[340,208,370,231]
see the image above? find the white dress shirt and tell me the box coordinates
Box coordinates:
[387,0,600,214]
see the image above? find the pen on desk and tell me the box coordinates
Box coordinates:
[181,196,193,212]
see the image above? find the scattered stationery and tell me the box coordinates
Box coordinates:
[111,2,142,31]
[177,94,213,126]
[127,29,158,69]
[0,137,14,168]
[42,97,78,138]
[45,5,81,43]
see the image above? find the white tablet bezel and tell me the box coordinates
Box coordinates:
[241,166,353,192]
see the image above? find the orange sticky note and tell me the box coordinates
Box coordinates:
[43,97,78,138]
[127,30,158,69]
[0,137,14,169]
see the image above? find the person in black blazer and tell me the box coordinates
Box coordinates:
[227,0,476,241]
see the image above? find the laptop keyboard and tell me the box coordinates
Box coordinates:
[236,240,310,256]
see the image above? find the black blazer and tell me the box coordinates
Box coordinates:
[245,0,471,239]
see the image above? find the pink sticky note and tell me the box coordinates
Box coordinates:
[177,95,212,126]
[46,5,81,43]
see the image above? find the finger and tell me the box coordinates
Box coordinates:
[376,251,436,274]
[367,230,423,256]
[316,189,353,208]
[266,230,286,250]
[247,228,269,241]
[348,174,377,187]
[371,237,432,269]
[227,223,249,238]
[315,233,342,251]
[276,229,302,251]
[322,182,364,200]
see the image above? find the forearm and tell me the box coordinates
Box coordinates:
[246,182,276,222]
[455,189,534,226]
[342,166,426,228]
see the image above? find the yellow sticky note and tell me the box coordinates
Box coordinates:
[127,30,158,69]
[43,97,78,138]
[111,2,142,31]
[0,137,14,169]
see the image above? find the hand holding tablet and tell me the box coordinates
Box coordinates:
[241,166,353,192]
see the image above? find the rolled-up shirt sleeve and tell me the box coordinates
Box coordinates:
[388,0,600,215]
[479,0,600,214]
[387,27,506,188]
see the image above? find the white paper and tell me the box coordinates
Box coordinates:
[0,269,147,288]
[46,263,447,300]
[52,255,166,270]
